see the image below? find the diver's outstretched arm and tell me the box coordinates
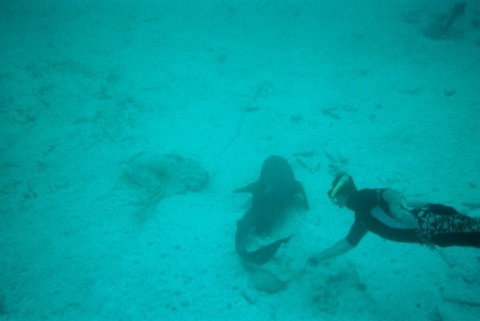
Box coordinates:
[308,238,353,266]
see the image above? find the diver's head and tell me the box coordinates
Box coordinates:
[328,173,357,207]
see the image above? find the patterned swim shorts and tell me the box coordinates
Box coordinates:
[413,205,480,244]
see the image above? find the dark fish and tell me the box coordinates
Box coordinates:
[235,156,308,264]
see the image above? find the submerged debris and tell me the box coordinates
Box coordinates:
[422,2,467,40]
[442,294,480,308]
[123,152,209,220]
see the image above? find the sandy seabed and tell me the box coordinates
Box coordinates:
[1,1,479,320]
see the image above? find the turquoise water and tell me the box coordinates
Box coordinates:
[1,1,479,320]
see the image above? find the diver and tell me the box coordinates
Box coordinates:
[309,174,480,265]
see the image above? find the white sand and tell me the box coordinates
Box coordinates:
[1,1,479,320]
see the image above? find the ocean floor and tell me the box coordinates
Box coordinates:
[1,1,479,320]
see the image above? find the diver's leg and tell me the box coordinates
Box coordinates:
[431,232,480,248]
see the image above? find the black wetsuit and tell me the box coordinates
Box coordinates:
[345,188,480,248]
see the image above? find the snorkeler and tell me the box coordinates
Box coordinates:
[309,174,480,265]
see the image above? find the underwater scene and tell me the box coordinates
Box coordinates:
[1,1,479,320]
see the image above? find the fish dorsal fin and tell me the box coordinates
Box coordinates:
[234,181,259,194]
